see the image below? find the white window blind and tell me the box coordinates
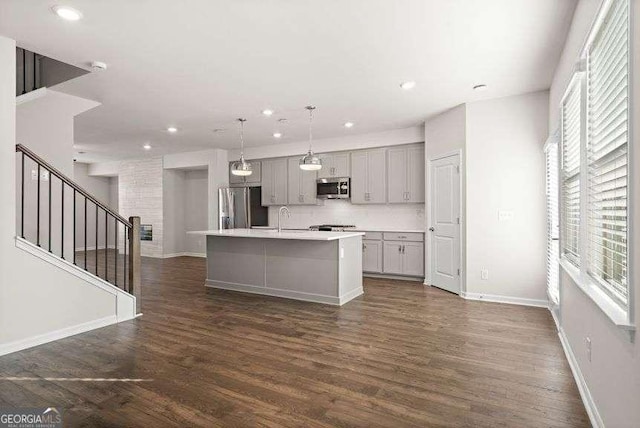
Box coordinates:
[586,0,629,306]
[561,80,582,267]
[546,142,560,305]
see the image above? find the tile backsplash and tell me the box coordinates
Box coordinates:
[268,200,425,230]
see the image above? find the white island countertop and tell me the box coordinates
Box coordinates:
[188,228,364,241]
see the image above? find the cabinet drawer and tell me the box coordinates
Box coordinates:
[361,231,382,240]
[383,232,424,242]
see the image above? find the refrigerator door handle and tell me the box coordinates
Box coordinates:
[245,188,251,228]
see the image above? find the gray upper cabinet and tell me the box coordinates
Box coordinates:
[261,158,288,206]
[317,153,350,178]
[387,145,425,203]
[229,161,261,186]
[351,149,387,204]
[287,157,317,205]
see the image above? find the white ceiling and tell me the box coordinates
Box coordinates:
[1,0,577,162]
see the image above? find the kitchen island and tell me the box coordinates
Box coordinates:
[188,229,365,305]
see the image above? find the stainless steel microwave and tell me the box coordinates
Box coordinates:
[316,177,350,199]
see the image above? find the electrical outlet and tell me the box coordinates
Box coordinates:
[498,210,514,221]
[481,269,489,280]
[585,337,592,362]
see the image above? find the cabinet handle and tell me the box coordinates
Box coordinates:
[363,243,366,250]
[398,245,402,253]
[402,245,405,254]
[398,235,407,239]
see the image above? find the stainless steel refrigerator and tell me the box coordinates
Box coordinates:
[218,187,269,229]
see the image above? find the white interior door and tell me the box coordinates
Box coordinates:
[429,154,461,294]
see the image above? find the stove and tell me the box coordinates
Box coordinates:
[308,224,357,232]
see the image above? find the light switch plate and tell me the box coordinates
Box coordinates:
[481,269,489,280]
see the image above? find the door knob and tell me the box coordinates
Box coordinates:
[429,227,435,232]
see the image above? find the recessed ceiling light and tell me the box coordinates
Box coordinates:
[473,84,488,91]
[262,109,274,116]
[167,127,178,133]
[344,122,354,128]
[273,132,282,138]
[213,128,226,133]
[143,144,151,150]
[52,5,83,21]
[400,81,416,90]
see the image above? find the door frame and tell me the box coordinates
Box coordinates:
[425,149,464,295]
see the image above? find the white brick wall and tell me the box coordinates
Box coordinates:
[118,158,164,257]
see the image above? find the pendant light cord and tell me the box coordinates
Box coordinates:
[238,118,246,158]
[306,106,315,153]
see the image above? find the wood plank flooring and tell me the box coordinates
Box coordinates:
[0,256,589,427]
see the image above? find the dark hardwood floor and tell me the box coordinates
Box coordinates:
[0,256,589,427]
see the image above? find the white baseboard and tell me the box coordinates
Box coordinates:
[161,252,206,259]
[205,279,359,306]
[0,315,118,357]
[461,291,548,308]
[558,328,604,428]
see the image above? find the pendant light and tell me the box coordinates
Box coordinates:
[231,118,253,176]
[299,106,322,171]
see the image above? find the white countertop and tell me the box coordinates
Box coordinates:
[354,228,425,234]
[188,228,365,241]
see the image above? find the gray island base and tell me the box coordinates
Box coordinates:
[189,229,365,305]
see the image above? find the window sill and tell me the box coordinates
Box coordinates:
[559,258,635,331]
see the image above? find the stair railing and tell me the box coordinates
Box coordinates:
[15,144,140,309]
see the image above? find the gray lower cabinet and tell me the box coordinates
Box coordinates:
[229,160,261,185]
[287,157,317,205]
[261,158,288,206]
[351,149,387,204]
[362,239,383,273]
[382,241,424,276]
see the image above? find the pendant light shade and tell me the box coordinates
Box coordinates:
[299,106,322,171]
[231,118,253,176]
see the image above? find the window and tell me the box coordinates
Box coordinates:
[545,139,560,305]
[586,0,629,307]
[558,0,633,325]
[560,78,582,268]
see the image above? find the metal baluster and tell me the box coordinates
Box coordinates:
[84,197,87,269]
[124,226,128,292]
[95,204,98,276]
[73,189,76,264]
[21,153,25,238]
[105,210,108,281]
[61,182,64,259]
[114,218,118,287]
[48,170,51,252]
[36,164,40,246]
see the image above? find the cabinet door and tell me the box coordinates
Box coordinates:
[244,161,262,184]
[383,242,403,274]
[272,158,288,205]
[350,151,368,204]
[363,240,382,273]
[402,242,424,276]
[387,148,407,203]
[333,153,350,177]
[287,158,302,205]
[316,154,333,179]
[261,160,274,206]
[300,168,317,204]
[367,149,387,204]
[406,146,425,203]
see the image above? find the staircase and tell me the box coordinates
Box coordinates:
[15,144,141,313]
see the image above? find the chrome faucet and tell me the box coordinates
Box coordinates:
[278,206,291,232]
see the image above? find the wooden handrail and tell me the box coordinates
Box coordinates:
[15,144,132,228]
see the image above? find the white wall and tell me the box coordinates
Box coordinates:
[268,201,425,231]
[550,1,640,426]
[465,91,549,302]
[162,169,186,256]
[1,36,122,351]
[184,169,208,254]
